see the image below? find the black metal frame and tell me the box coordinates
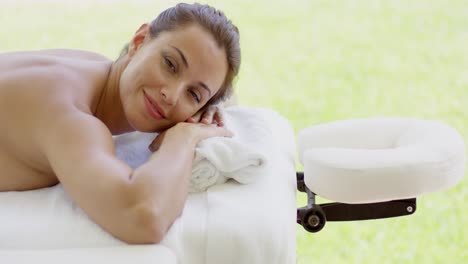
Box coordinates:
[296,172,417,233]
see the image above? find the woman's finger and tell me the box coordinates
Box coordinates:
[187,111,203,123]
[200,105,217,124]
[213,107,224,126]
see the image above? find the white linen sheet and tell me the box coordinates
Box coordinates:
[0,106,297,264]
[0,246,178,264]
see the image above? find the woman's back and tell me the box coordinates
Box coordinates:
[0,50,111,191]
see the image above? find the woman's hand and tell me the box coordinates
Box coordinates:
[149,122,232,152]
[186,104,225,126]
[148,104,229,152]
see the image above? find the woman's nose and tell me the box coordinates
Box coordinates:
[160,84,183,105]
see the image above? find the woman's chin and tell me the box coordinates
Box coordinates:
[125,116,153,133]
[125,109,176,133]
[129,119,172,133]
[131,123,158,133]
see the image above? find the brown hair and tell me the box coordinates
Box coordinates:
[120,3,241,105]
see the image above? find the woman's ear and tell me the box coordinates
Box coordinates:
[128,23,150,58]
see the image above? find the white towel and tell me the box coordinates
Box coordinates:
[113,107,272,192]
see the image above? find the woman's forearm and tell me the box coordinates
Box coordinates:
[122,122,230,243]
[128,126,196,240]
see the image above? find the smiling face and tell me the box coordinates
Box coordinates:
[119,23,228,132]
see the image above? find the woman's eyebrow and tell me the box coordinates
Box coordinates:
[197,82,212,97]
[170,45,212,96]
[170,45,188,68]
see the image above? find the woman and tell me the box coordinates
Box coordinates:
[0,3,240,244]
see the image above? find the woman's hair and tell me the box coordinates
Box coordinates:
[120,3,241,105]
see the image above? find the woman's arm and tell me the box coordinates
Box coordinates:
[40,109,230,244]
[128,121,232,237]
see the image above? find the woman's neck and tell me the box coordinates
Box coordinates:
[94,56,134,135]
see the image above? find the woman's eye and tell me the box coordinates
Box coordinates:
[189,90,201,103]
[164,57,176,73]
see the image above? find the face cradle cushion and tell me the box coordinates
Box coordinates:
[298,118,466,204]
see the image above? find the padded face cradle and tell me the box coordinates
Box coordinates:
[297,118,466,204]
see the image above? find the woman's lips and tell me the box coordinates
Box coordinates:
[143,91,166,120]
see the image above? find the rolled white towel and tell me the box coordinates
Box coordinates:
[189,158,223,193]
[190,136,267,192]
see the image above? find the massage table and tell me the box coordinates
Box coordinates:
[0,107,465,264]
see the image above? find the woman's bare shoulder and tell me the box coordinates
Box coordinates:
[0,49,112,114]
[0,49,110,61]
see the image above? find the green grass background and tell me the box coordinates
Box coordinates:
[1,0,466,263]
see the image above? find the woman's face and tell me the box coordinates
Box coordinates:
[120,23,228,132]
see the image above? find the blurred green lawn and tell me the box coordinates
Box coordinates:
[1,0,466,263]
